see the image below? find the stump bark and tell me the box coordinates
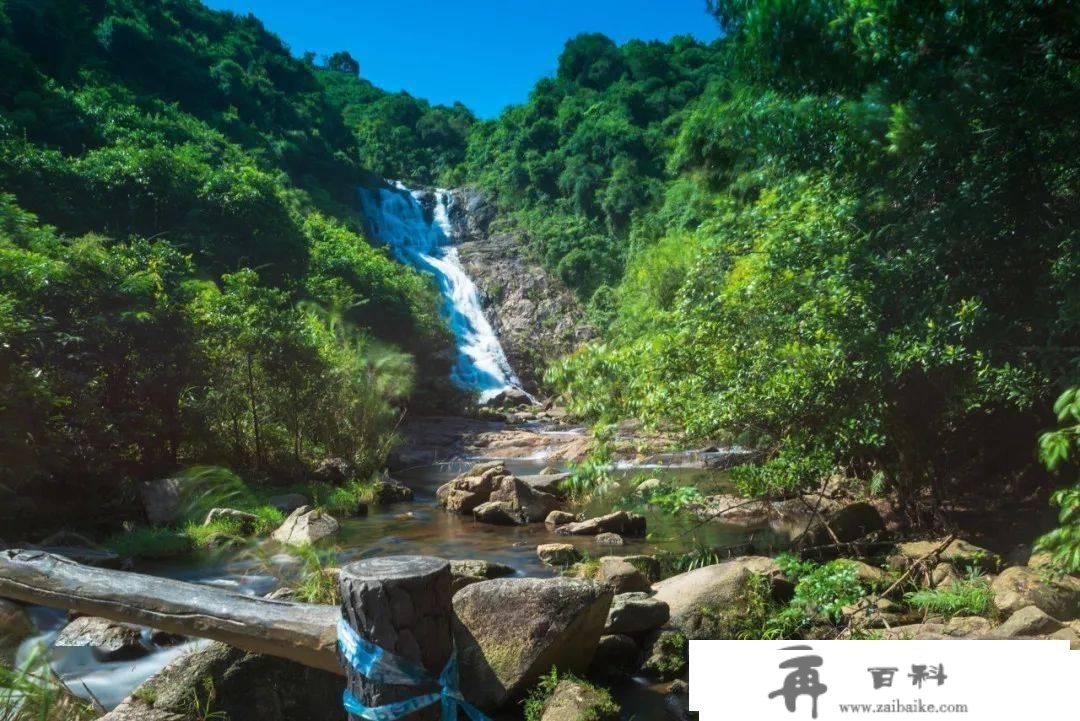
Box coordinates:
[338,556,453,721]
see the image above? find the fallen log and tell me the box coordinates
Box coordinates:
[0,548,341,674]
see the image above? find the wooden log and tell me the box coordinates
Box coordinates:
[338,556,453,721]
[0,548,341,673]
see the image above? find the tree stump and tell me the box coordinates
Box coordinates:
[338,556,453,721]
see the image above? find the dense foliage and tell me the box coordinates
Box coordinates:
[0,0,453,532]
[318,63,475,186]
[464,32,725,299]
[528,1,1079,522]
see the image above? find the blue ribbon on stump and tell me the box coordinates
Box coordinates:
[337,617,489,721]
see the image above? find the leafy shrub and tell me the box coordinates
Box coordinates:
[1034,388,1080,573]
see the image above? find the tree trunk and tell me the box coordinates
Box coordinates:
[338,556,453,721]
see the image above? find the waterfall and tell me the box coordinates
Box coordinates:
[359,181,525,402]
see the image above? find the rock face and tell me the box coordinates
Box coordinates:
[270,506,340,545]
[488,476,561,523]
[991,565,1080,620]
[449,559,517,593]
[437,462,506,514]
[596,557,650,594]
[101,640,345,721]
[555,511,646,537]
[452,577,612,710]
[538,543,581,567]
[450,187,591,390]
[652,557,780,637]
[536,679,619,721]
[605,592,670,636]
[55,616,147,661]
[438,462,561,524]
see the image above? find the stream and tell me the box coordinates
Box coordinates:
[14,180,803,717]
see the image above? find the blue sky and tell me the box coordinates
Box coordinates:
[203,0,722,118]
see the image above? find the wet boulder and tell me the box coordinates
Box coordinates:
[652,556,781,638]
[991,565,1080,620]
[55,616,147,661]
[555,511,646,537]
[270,506,340,545]
[453,577,612,710]
[604,592,670,636]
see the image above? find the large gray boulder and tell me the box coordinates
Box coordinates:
[101,640,345,721]
[605,592,670,636]
[652,556,780,637]
[488,476,561,523]
[555,511,646,537]
[989,605,1064,638]
[270,506,340,545]
[991,565,1080,620]
[55,616,147,661]
[453,577,612,710]
[436,462,506,514]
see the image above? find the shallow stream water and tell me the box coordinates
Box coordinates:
[14,456,804,714]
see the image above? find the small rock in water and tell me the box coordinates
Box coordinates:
[556,511,646,538]
[545,510,576,528]
[537,543,580,567]
[55,616,148,661]
[370,476,414,504]
[595,532,624,546]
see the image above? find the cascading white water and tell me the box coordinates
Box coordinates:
[359,181,525,402]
